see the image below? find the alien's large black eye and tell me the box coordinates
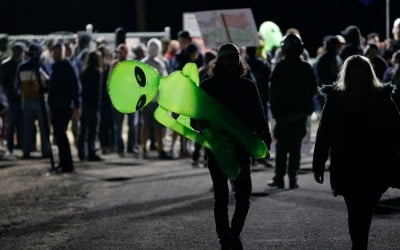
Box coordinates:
[136,94,147,110]
[135,66,146,87]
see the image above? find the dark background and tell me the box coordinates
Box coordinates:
[1,0,398,56]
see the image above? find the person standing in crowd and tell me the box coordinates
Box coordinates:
[17,43,52,159]
[382,18,400,64]
[48,43,81,173]
[110,43,137,156]
[268,34,317,189]
[174,30,204,70]
[192,43,271,250]
[340,25,364,61]
[98,45,114,155]
[77,50,103,161]
[140,38,170,159]
[245,46,271,118]
[313,35,344,109]
[313,55,400,250]
[382,50,400,107]
[164,40,179,73]
[364,43,388,81]
[0,42,25,157]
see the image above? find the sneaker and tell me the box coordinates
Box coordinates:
[267,179,284,189]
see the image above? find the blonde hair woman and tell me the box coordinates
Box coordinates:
[313,55,400,250]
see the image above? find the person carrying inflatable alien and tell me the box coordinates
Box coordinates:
[108,43,271,249]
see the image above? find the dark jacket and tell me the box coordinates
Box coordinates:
[48,60,81,110]
[313,52,342,87]
[269,58,317,120]
[80,68,102,109]
[0,58,20,101]
[312,85,400,195]
[200,76,271,155]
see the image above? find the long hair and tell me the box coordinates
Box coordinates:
[336,55,381,92]
[207,54,248,79]
[83,50,102,72]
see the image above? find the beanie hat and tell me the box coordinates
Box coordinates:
[217,43,240,58]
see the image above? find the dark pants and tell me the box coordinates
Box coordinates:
[6,99,23,152]
[51,108,73,170]
[273,118,306,184]
[113,109,137,153]
[343,190,383,250]
[99,101,114,150]
[78,106,99,158]
[207,151,251,247]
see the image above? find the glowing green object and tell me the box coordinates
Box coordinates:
[259,21,283,53]
[108,60,269,179]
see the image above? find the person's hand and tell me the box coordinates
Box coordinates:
[72,108,81,120]
[314,171,324,184]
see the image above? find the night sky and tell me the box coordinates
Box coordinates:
[1,0,399,56]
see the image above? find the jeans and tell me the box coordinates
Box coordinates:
[113,108,138,153]
[6,99,23,152]
[78,106,99,158]
[22,99,51,157]
[207,151,252,244]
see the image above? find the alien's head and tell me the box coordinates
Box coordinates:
[108,60,161,113]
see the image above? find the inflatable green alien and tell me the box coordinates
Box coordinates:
[108,60,269,179]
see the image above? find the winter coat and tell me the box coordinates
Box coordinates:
[312,84,400,196]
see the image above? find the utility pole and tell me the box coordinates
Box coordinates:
[136,0,146,31]
[386,0,390,38]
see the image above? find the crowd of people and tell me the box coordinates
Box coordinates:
[1,18,400,249]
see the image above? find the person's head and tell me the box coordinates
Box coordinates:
[337,55,381,92]
[98,45,112,67]
[341,25,362,46]
[65,42,76,58]
[363,43,379,59]
[27,43,43,61]
[132,43,146,60]
[367,32,380,46]
[186,43,199,62]
[115,43,128,61]
[84,50,102,71]
[393,18,400,40]
[166,40,180,55]
[146,38,162,58]
[204,50,217,65]
[209,43,247,79]
[52,43,65,62]
[281,33,304,59]
[11,42,25,61]
[177,30,192,50]
[323,36,341,54]
[245,46,257,59]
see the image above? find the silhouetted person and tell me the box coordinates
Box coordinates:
[364,43,387,80]
[313,55,400,250]
[313,35,344,109]
[268,34,317,189]
[0,42,25,156]
[382,50,400,108]
[193,43,271,250]
[382,18,400,64]
[340,25,364,61]
[77,50,103,161]
[17,43,51,159]
[48,43,81,173]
